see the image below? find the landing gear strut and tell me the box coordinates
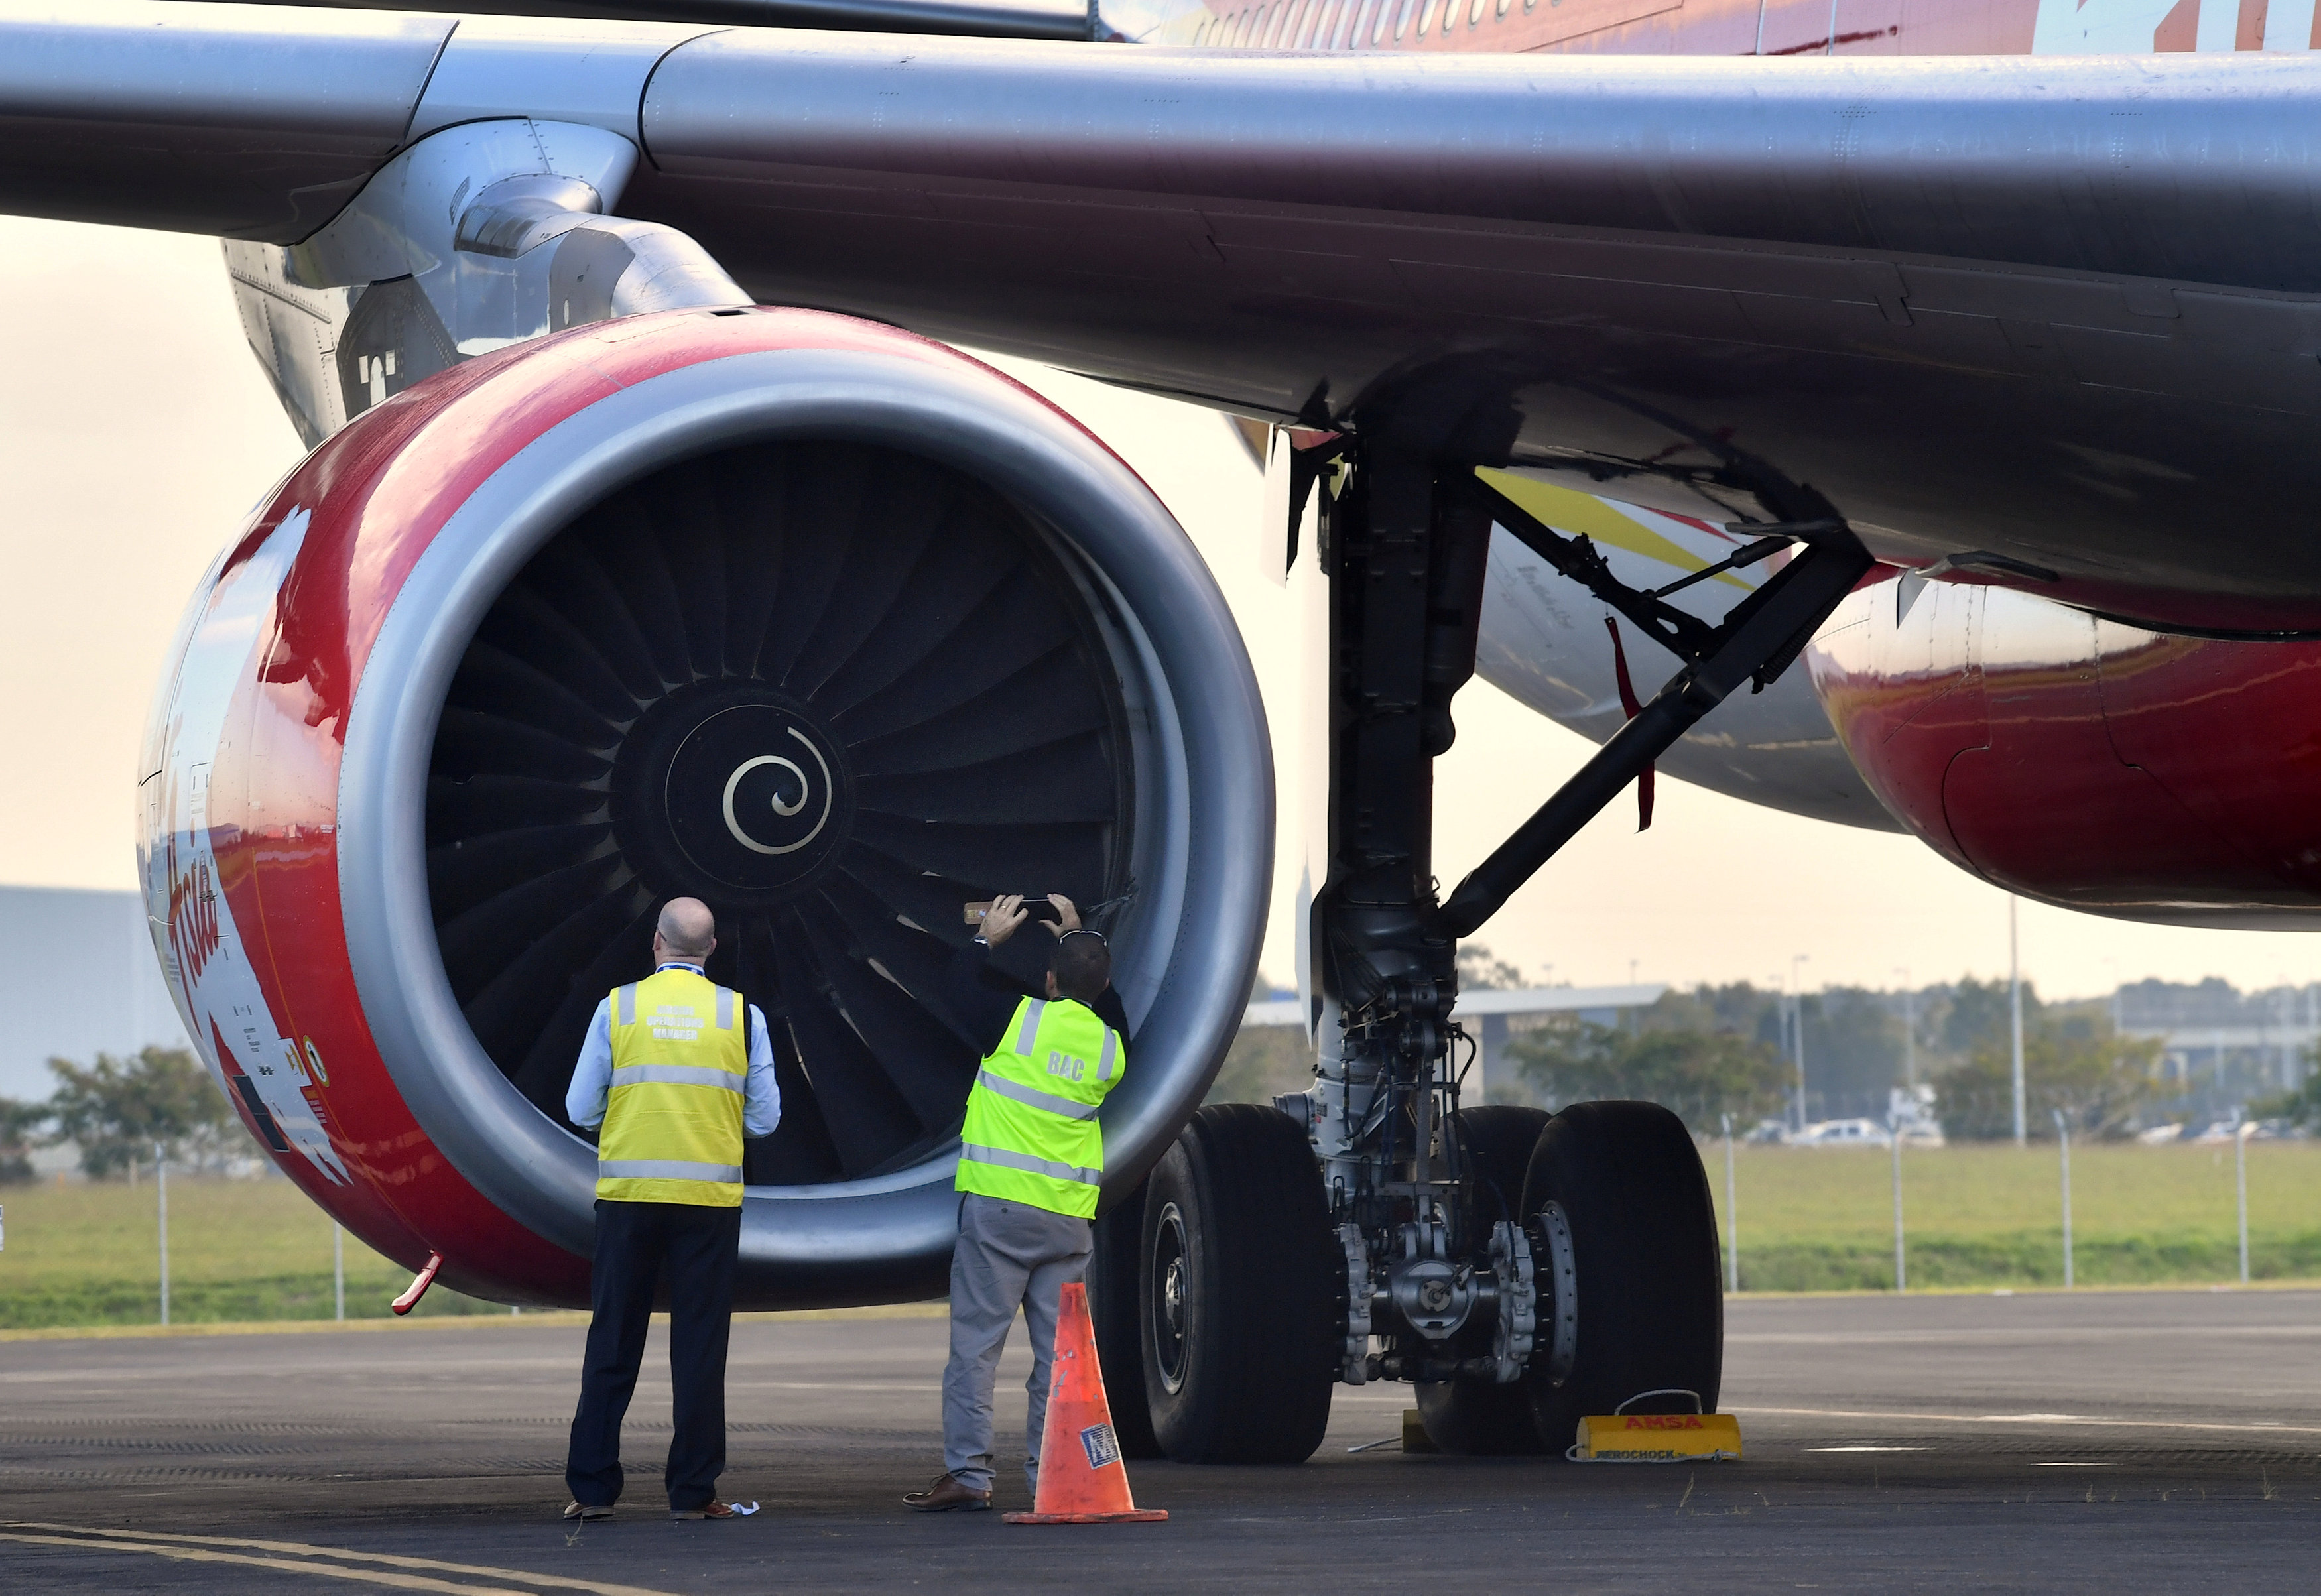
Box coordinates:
[1121,439,1871,1462]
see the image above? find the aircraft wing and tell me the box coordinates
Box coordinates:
[7,5,2321,631]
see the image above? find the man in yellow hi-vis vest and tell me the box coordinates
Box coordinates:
[903,892,1129,1513]
[562,898,778,1523]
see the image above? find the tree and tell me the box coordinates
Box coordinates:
[46,1047,242,1178]
[1932,1031,2160,1142]
[0,1096,47,1184]
[1205,1024,1314,1107]
[1458,943,1525,991]
[1505,1018,1789,1131]
[2251,1048,2321,1129]
[1942,975,2042,1057]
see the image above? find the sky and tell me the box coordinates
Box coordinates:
[2,215,2316,1003]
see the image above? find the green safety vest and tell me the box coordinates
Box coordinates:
[597,967,748,1207]
[956,995,1123,1219]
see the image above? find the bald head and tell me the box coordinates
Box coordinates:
[655,898,717,963]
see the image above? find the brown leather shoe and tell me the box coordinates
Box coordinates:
[903,1472,992,1512]
[670,1499,743,1520]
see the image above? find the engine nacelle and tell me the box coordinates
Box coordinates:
[138,308,1270,1308]
[1810,577,2321,928]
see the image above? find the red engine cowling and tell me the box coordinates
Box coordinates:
[1809,578,2321,927]
[137,308,1271,1308]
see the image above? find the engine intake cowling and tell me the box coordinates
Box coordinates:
[139,308,1271,1307]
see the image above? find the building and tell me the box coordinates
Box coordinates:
[0,885,192,1103]
[1241,984,1667,1101]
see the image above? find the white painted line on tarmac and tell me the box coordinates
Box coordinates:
[1731,1406,2321,1437]
[1806,1445,1928,1453]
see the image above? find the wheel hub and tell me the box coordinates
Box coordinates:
[1151,1200,1190,1393]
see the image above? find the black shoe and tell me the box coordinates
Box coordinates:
[903,1472,992,1512]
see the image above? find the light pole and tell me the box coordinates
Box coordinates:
[2237,1117,2253,1286]
[154,1141,168,1327]
[2052,1107,2074,1289]
[1790,953,1811,1132]
[2009,896,2027,1147]
[1894,967,1916,1093]
[1721,1112,1739,1295]
[1889,1111,1905,1294]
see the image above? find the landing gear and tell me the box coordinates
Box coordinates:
[1129,435,1867,1464]
[1139,1105,1338,1463]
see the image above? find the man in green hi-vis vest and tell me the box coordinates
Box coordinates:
[903,892,1131,1514]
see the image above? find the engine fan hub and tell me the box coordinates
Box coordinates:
[615,684,856,902]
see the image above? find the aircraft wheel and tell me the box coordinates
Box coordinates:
[1088,1176,1160,1458]
[1414,1105,1551,1455]
[1141,1104,1338,1463]
[1521,1100,1724,1454]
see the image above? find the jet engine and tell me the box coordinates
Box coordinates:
[1810,578,2321,928]
[138,307,1271,1308]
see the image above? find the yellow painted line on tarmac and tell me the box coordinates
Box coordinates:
[3,1524,679,1596]
[1731,1406,2321,1438]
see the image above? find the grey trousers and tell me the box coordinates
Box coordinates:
[940,1192,1093,1495]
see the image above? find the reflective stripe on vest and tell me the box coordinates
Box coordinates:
[597,967,748,1207]
[956,994,1123,1219]
[974,1067,1101,1122]
[960,1142,1101,1186]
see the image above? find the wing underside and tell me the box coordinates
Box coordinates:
[7,7,2321,628]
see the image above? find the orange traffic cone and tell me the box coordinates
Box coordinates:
[1003,1281,1168,1525]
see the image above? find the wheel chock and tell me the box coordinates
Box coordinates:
[1003,1283,1168,1524]
[1570,1411,1743,1463]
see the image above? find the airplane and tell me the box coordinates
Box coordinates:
[7,0,2321,1465]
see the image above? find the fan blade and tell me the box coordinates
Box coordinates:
[428,774,609,842]
[767,903,921,1178]
[857,731,1116,826]
[445,641,622,751]
[792,893,977,1134]
[582,491,692,688]
[756,446,872,688]
[781,461,948,704]
[428,823,613,926]
[472,582,639,725]
[432,707,611,786]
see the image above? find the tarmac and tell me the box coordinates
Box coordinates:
[4,1287,2319,1592]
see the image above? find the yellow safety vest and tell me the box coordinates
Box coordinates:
[956,996,1122,1219]
[597,967,748,1207]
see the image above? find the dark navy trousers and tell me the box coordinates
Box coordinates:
[565,1199,741,1510]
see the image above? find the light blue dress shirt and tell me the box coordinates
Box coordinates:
[564,962,781,1139]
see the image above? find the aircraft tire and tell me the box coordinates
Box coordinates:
[1520,1100,1724,1454]
[1140,1103,1338,1463]
[1088,1176,1161,1458]
[1414,1105,1552,1455]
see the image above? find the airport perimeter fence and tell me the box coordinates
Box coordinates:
[1706,1127,2321,1295]
[4,1135,2320,1329]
